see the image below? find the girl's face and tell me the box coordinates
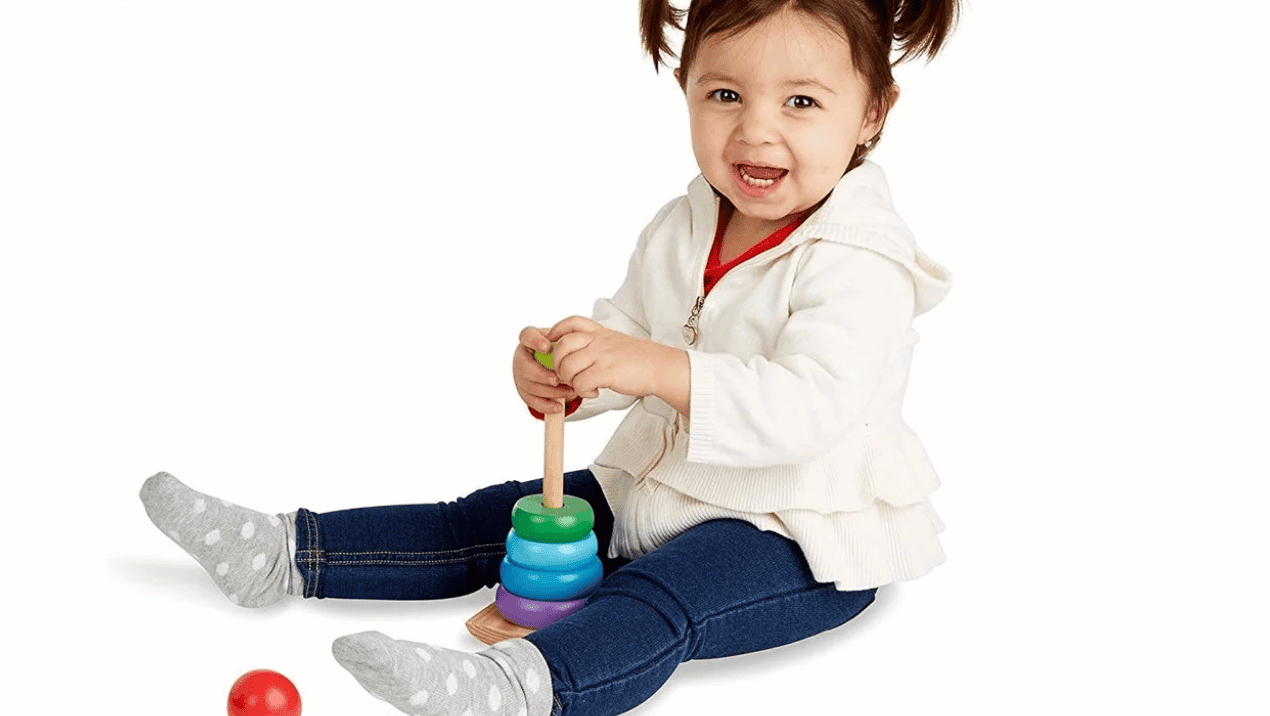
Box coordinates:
[679,9,884,230]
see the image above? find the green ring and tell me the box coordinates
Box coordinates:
[511,494,595,544]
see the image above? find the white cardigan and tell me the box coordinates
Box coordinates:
[569,162,952,590]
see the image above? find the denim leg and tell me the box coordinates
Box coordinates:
[525,519,877,716]
[294,470,623,600]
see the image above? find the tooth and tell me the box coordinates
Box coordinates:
[739,167,776,187]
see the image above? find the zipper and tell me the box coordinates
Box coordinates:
[682,201,717,348]
[681,294,705,346]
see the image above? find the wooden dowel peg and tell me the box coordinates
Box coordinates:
[543,401,564,509]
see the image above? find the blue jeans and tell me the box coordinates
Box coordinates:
[296,470,877,716]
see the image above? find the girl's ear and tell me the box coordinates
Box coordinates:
[860,84,901,144]
[673,68,682,88]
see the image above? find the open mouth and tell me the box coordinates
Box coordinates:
[734,163,788,190]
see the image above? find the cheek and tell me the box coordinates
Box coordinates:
[688,115,725,154]
[688,120,732,175]
[792,124,856,172]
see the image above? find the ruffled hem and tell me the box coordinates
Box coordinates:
[590,464,945,591]
[777,499,945,590]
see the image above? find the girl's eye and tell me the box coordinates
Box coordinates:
[786,95,819,109]
[708,89,740,104]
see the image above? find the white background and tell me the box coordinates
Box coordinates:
[3,1,1267,714]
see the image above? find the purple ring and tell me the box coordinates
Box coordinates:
[495,584,589,630]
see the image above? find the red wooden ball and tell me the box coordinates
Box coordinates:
[227,669,301,716]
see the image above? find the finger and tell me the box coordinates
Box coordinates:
[554,348,598,390]
[524,373,578,402]
[527,395,567,414]
[547,332,591,378]
[568,365,601,401]
[516,357,570,394]
[546,315,597,341]
[563,388,585,401]
[518,326,555,353]
[522,375,573,397]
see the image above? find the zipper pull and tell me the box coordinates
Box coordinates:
[682,294,705,346]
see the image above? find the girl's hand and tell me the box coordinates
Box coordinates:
[512,326,576,414]
[545,316,665,400]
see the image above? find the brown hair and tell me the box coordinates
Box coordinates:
[640,0,960,169]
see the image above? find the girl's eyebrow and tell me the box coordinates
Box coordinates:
[783,78,836,95]
[694,71,835,95]
[695,71,737,85]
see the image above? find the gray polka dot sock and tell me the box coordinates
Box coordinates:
[332,631,552,716]
[139,471,299,607]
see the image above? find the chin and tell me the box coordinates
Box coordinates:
[744,206,791,222]
[729,196,792,219]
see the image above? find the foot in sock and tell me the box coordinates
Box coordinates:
[139,471,296,607]
[332,631,551,716]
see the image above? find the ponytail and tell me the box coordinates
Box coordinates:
[639,1,957,77]
[881,0,959,64]
[640,0,686,72]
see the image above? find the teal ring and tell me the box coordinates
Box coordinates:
[505,529,598,572]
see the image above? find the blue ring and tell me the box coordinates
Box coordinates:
[499,555,603,601]
[505,529,598,572]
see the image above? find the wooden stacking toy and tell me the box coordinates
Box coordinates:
[466,346,603,644]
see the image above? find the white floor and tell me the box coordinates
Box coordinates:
[6,2,1266,714]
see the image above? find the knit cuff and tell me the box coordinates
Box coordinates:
[685,350,718,464]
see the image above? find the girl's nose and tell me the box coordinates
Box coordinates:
[733,105,780,146]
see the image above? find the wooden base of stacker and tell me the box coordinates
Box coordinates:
[466,602,533,645]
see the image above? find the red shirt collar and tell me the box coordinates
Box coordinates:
[704,204,809,295]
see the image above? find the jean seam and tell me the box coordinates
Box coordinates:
[303,509,320,598]
[294,541,505,568]
[318,544,505,557]
[319,549,505,567]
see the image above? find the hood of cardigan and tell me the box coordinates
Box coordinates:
[685,161,952,315]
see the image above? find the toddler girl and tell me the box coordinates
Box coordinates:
[140,1,959,714]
